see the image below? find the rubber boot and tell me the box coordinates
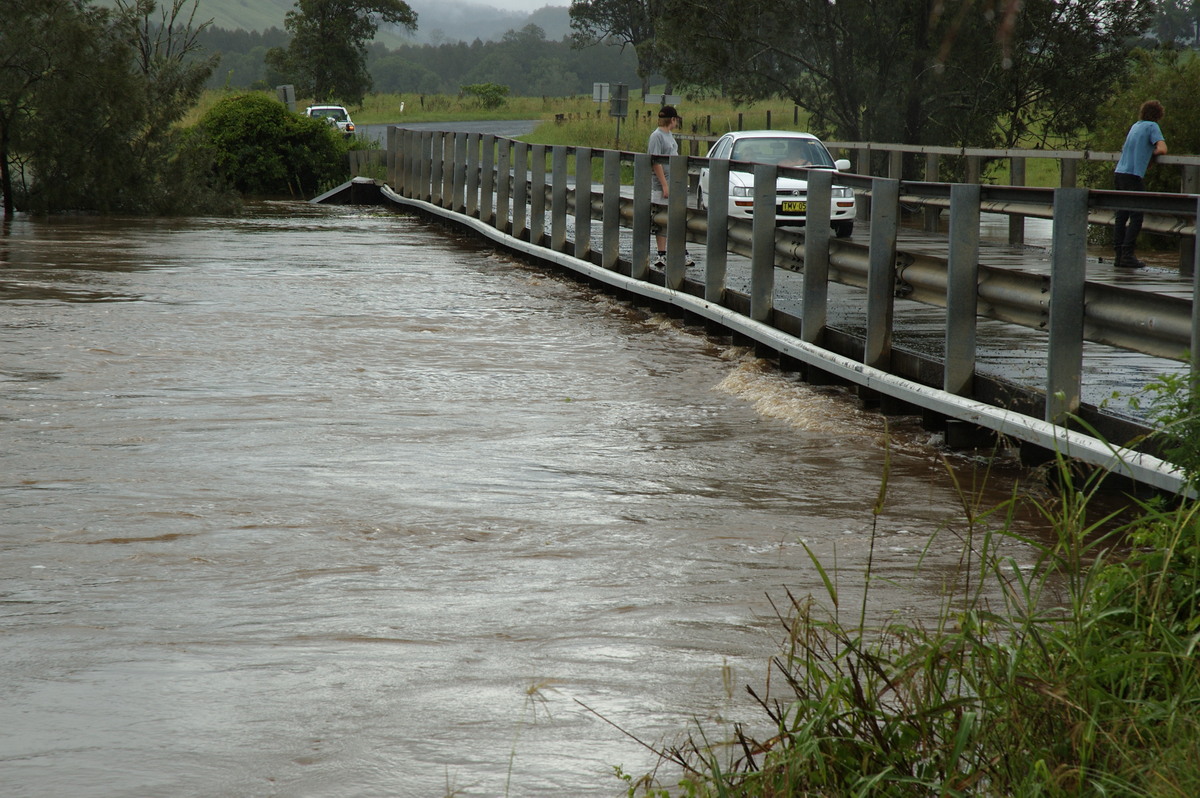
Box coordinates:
[1118,245,1147,269]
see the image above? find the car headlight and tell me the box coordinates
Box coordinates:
[730,186,754,197]
[832,186,854,198]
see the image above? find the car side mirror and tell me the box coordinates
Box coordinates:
[834,158,851,171]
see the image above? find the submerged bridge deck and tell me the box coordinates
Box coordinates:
[325,129,1200,494]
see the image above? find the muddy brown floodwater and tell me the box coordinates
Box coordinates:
[2,203,1039,796]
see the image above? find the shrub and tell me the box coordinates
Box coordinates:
[461,82,510,110]
[193,92,348,196]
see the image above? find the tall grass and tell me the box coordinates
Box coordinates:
[617,450,1200,796]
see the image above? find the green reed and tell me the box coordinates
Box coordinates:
[618,445,1200,797]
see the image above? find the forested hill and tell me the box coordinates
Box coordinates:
[94,0,570,46]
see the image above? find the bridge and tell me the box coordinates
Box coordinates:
[322,128,1200,495]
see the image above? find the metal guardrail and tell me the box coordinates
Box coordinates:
[356,128,1198,493]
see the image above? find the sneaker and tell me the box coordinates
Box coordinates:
[652,255,666,268]
[684,252,696,268]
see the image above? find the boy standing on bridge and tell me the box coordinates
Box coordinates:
[648,106,694,268]
[1112,100,1167,270]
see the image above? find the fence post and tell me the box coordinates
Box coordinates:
[750,163,777,324]
[632,154,651,280]
[480,134,495,225]
[574,146,592,261]
[945,183,981,396]
[551,145,568,252]
[802,168,832,346]
[1046,187,1088,424]
[704,159,730,304]
[530,144,547,246]
[665,153,689,289]
[865,177,900,371]
[602,149,621,271]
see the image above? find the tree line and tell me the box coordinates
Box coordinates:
[198,23,643,101]
[4,0,1195,217]
[570,0,1193,153]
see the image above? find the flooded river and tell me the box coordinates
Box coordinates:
[2,203,1035,796]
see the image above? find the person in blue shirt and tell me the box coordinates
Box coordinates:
[1112,100,1167,269]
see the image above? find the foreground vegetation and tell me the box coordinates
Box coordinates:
[615,448,1200,796]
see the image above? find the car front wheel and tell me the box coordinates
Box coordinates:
[833,221,854,238]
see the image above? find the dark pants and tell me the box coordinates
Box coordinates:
[1113,171,1146,249]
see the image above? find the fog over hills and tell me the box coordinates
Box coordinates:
[102,0,571,44]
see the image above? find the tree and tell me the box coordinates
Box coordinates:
[1,0,225,216]
[192,93,348,196]
[569,0,662,96]
[265,0,417,106]
[655,0,1153,156]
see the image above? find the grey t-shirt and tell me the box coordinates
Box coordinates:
[648,126,678,195]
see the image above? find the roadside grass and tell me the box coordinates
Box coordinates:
[611,448,1200,796]
[185,89,1087,188]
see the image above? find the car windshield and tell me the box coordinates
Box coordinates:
[314,108,347,121]
[730,138,834,169]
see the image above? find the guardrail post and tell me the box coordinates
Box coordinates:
[430,132,444,206]
[451,132,465,210]
[480,134,495,226]
[1182,165,1199,276]
[965,155,981,185]
[602,149,622,271]
[530,144,546,246]
[465,132,480,218]
[802,169,832,346]
[575,147,593,261]
[445,133,460,209]
[865,177,900,370]
[888,150,903,181]
[551,146,568,252]
[513,142,529,240]
[1192,195,1200,374]
[402,129,415,198]
[1007,156,1027,246]
[632,154,651,280]
[1046,187,1088,424]
[386,125,396,188]
[945,183,981,396]
[495,137,510,233]
[666,153,689,290]
[923,152,940,233]
[751,163,777,323]
[394,128,405,195]
[705,159,730,303]
[1060,158,1077,188]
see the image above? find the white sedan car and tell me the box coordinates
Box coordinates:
[698,130,856,238]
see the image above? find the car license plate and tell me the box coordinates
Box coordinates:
[781,201,807,213]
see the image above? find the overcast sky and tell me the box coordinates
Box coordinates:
[489,0,568,12]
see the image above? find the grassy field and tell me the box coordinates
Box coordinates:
[183,89,1083,189]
